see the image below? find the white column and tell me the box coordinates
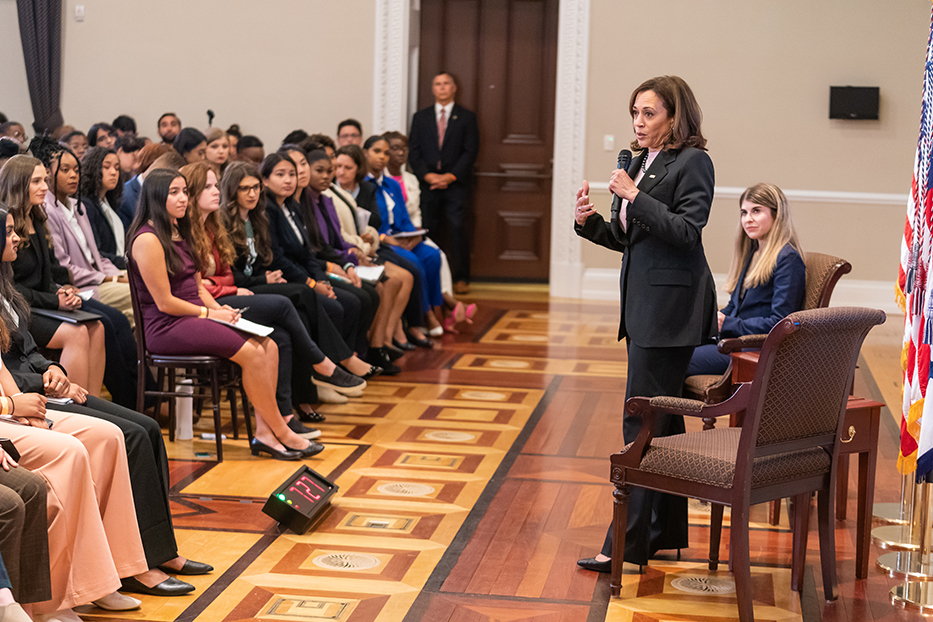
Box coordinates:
[373,0,412,135]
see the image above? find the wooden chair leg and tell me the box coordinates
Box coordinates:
[730,503,754,622]
[228,386,239,441]
[610,483,630,597]
[817,488,838,601]
[136,360,146,413]
[836,454,849,520]
[791,493,809,592]
[211,366,223,462]
[167,368,177,442]
[768,499,781,525]
[242,386,253,442]
[709,503,724,571]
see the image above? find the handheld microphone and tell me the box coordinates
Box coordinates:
[609,149,632,243]
[207,109,215,127]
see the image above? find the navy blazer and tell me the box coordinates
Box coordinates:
[408,103,479,183]
[82,197,126,269]
[720,243,805,337]
[119,175,141,228]
[575,147,718,348]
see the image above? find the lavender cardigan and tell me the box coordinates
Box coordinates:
[44,194,121,294]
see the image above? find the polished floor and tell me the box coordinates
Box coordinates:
[76,286,921,622]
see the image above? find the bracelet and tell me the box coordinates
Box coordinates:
[343,262,355,272]
[199,307,208,318]
[308,279,317,289]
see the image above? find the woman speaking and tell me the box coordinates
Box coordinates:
[574,75,718,571]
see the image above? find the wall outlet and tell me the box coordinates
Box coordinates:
[75,5,85,21]
[603,134,614,151]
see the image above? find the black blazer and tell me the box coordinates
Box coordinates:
[1,313,67,393]
[408,103,479,184]
[265,195,328,283]
[82,197,126,269]
[576,147,718,348]
[11,220,73,310]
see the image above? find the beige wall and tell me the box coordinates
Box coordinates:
[582,0,928,282]
[2,0,375,148]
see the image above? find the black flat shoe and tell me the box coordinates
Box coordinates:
[362,364,384,380]
[406,332,434,349]
[576,557,612,573]
[384,344,405,361]
[121,575,195,596]
[157,559,214,576]
[297,409,326,423]
[393,339,416,351]
[367,348,400,375]
[312,367,366,396]
[285,441,325,458]
[250,438,302,461]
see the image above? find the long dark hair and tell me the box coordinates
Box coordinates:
[0,204,32,340]
[127,169,199,275]
[221,160,273,265]
[80,146,123,209]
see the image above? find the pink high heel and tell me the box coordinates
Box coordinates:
[465,303,477,325]
[443,316,459,334]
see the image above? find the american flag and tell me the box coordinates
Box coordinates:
[899,5,933,478]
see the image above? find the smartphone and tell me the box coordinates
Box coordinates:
[0,438,20,462]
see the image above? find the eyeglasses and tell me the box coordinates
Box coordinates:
[237,183,261,194]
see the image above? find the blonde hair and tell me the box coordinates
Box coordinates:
[725,183,803,293]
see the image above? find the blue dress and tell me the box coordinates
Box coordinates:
[366,174,443,309]
[686,243,805,375]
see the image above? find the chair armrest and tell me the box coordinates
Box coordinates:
[718,334,768,354]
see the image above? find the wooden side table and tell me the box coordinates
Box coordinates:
[729,351,883,578]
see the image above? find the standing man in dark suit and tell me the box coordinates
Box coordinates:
[408,72,479,295]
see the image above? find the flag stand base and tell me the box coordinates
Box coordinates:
[875,476,933,610]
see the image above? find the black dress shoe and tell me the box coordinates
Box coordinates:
[393,339,416,351]
[406,332,434,348]
[366,348,399,376]
[250,438,302,461]
[157,559,214,575]
[285,441,325,458]
[362,364,384,380]
[384,344,405,361]
[121,575,195,596]
[576,557,612,573]
[297,409,326,423]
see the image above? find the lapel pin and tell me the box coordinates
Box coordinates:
[649,174,656,178]
[452,115,458,120]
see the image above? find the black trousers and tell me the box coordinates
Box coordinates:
[331,279,379,355]
[248,283,354,364]
[377,247,425,327]
[50,396,177,569]
[421,182,470,282]
[219,293,326,414]
[600,339,695,565]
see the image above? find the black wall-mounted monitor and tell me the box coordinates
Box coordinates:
[829,86,879,120]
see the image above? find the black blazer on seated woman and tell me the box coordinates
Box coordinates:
[82,197,127,269]
[265,194,329,283]
[11,219,72,310]
[575,147,718,348]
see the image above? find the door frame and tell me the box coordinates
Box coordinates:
[372,0,590,298]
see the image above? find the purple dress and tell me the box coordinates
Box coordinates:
[129,224,248,358]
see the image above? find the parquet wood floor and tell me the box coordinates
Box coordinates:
[75,287,919,622]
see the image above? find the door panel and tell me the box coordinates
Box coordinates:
[418,0,557,280]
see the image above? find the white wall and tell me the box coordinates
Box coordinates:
[0,0,33,126]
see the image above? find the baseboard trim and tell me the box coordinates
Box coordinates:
[579,268,899,313]
[586,182,907,206]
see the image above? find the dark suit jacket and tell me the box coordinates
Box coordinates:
[721,243,805,337]
[265,195,328,283]
[11,220,73,310]
[1,315,67,393]
[408,103,479,184]
[575,147,718,348]
[82,197,126,269]
[119,175,141,228]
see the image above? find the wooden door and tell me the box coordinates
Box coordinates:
[418,0,558,281]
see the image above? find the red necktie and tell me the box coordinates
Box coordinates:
[437,108,447,150]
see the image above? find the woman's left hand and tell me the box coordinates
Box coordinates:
[346,266,362,288]
[608,168,639,202]
[717,311,725,332]
[65,383,89,404]
[43,367,71,398]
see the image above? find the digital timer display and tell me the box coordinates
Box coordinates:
[262,466,338,534]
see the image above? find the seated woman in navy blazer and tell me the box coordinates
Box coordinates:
[686,182,805,376]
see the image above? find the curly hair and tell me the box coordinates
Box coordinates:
[79,146,123,209]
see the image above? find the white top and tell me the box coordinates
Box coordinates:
[434,102,454,124]
[279,203,304,243]
[99,197,125,255]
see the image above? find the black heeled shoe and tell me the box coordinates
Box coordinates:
[393,339,416,351]
[157,559,214,575]
[121,576,195,596]
[285,441,325,458]
[366,348,399,376]
[298,408,326,423]
[384,344,405,361]
[362,364,384,380]
[250,438,302,461]
[406,331,434,349]
[576,557,612,573]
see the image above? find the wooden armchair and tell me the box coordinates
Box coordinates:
[683,252,852,407]
[609,307,885,622]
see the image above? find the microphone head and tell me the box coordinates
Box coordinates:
[207,109,215,125]
[617,149,632,170]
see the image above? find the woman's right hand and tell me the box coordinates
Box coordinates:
[56,288,81,310]
[265,269,286,284]
[314,281,337,299]
[210,307,240,324]
[0,447,17,472]
[575,181,596,225]
[9,393,48,425]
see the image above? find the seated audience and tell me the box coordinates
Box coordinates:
[0,124,26,147]
[226,124,242,159]
[336,119,363,147]
[237,135,264,164]
[183,161,365,433]
[204,127,230,177]
[0,139,18,169]
[686,182,806,376]
[111,114,137,137]
[127,168,320,460]
[115,133,146,181]
[0,205,211,598]
[157,113,181,144]
[119,143,174,226]
[60,130,88,162]
[173,128,207,164]
[87,123,115,149]
[80,146,129,270]
[221,161,379,407]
